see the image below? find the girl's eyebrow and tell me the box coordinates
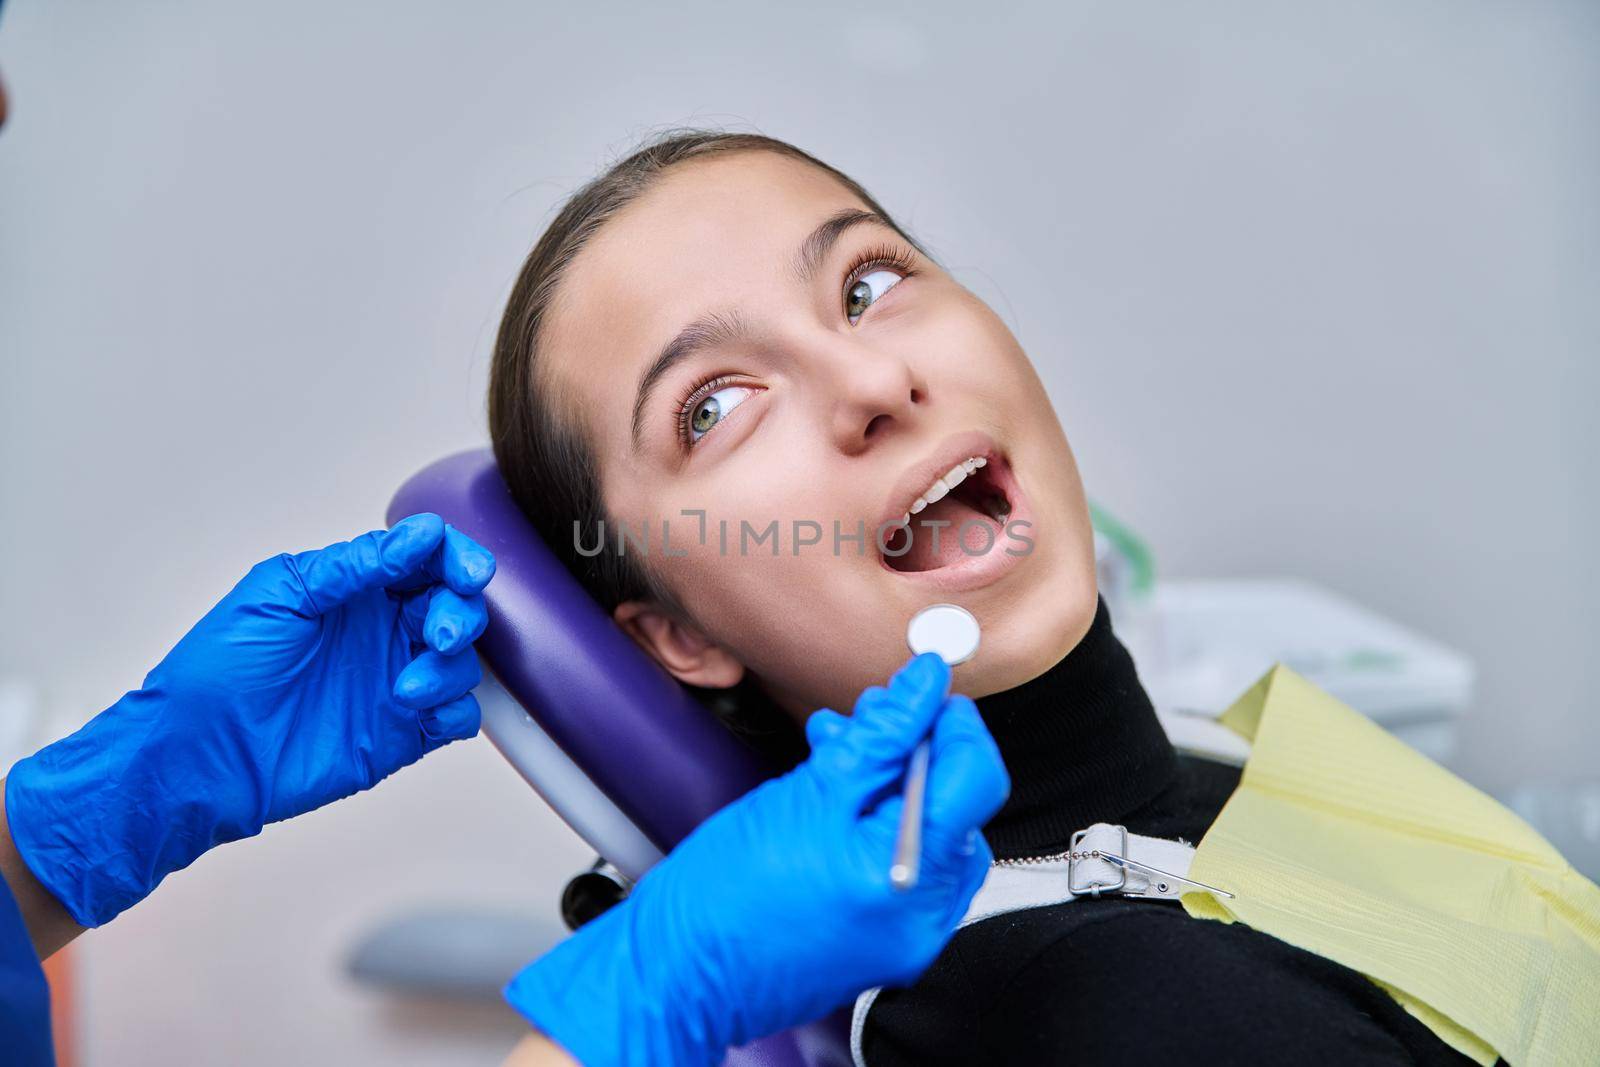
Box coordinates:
[628,209,897,452]
[631,310,748,450]
[792,208,893,282]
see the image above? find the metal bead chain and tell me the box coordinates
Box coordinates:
[992,850,1073,869]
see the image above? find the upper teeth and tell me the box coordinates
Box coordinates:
[901,456,986,525]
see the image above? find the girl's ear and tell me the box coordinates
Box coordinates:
[612,600,746,689]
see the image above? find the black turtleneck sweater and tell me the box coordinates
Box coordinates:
[860,598,1485,1067]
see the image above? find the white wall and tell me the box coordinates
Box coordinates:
[1,1,1595,1063]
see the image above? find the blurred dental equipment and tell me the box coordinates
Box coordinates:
[347,908,568,1000]
[1086,504,1476,763]
[1118,578,1476,765]
[892,603,981,890]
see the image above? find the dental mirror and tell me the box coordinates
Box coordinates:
[892,603,981,891]
[906,603,981,666]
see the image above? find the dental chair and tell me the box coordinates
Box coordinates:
[389,449,854,1067]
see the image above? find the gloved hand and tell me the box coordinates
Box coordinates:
[4,513,495,928]
[503,652,1009,1067]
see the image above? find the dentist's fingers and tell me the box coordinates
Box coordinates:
[921,694,1010,838]
[288,513,446,613]
[422,587,489,655]
[857,787,992,924]
[807,654,950,806]
[435,525,496,596]
[804,708,849,749]
[420,693,482,753]
[939,830,995,930]
[399,587,433,643]
[849,654,950,766]
[394,648,482,710]
[858,710,1002,863]
[385,523,496,597]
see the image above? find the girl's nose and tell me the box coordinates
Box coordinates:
[823,344,925,455]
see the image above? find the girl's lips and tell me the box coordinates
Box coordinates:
[877,428,1003,533]
[876,450,1034,593]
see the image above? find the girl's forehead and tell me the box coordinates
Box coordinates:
[539,154,871,426]
[594,152,866,271]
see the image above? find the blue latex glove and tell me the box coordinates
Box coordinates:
[504,652,1009,1067]
[4,513,494,928]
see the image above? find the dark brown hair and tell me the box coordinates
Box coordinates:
[487,129,920,765]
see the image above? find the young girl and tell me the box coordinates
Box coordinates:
[488,132,1478,1064]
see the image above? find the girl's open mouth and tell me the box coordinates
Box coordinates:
[882,451,1019,574]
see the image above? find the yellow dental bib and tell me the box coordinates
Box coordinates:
[1181,666,1600,1066]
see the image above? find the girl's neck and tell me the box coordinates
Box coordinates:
[973,596,1177,860]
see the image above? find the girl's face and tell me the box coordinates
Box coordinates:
[538,151,1097,719]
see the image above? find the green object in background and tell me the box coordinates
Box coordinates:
[1089,501,1155,602]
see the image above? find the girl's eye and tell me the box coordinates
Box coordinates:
[845,269,905,324]
[687,383,757,444]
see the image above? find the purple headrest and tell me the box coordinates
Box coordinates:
[389,449,853,1067]
[387,448,771,853]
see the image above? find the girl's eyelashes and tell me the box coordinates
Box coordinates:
[843,243,917,325]
[678,375,759,446]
